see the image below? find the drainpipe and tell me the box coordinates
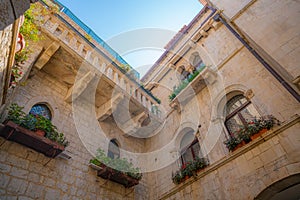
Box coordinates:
[213,14,300,103]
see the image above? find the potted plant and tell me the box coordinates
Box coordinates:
[89,148,142,187]
[238,128,251,144]
[5,103,69,146]
[171,157,209,185]
[1,103,69,157]
[224,136,242,152]
[172,171,182,184]
[5,103,25,125]
[35,115,56,137]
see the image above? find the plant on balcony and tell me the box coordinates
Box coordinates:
[172,157,209,185]
[140,85,161,104]
[169,66,206,101]
[90,148,142,182]
[5,103,69,147]
[224,115,279,151]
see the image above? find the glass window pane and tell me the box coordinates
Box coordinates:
[182,149,194,164]
[191,142,201,158]
[240,104,260,122]
[192,55,201,67]
[196,62,205,71]
[29,104,52,120]
[180,132,194,150]
[225,95,248,116]
[225,114,244,137]
[108,140,120,159]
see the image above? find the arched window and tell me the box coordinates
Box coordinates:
[108,139,120,159]
[176,65,189,81]
[190,52,205,71]
[180,132,202,166]
[29,104,52,120]
[224,95,260,137]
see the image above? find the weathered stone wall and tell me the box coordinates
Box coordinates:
[210,0,300,84]
[1,0,299,199]
[0,69,149,199]
[156,119,300,199]
[0,24,13,108]
[145,1,300,199]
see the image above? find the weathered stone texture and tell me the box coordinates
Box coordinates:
[0,25,13,105]
[0,69,147,199]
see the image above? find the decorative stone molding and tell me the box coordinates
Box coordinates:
[34,42,60,70]
[244,89,254,100]
[64,71,96,103]
[292,76,300,90]
[96,93,124,121]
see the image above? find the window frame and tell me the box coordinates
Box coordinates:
[107,139,120,159]
[29,103,52,120]
[224,95,257,137]
[180,137,200,167]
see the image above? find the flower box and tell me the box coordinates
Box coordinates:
[232,140,246,152]
[0,121,65,158]
[250,128,267,140]
[172,157,209,185]
[96,164,139,188]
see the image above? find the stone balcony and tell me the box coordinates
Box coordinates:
[169,66,217,110]
[31,1,164,137]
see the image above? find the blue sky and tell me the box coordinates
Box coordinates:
[58,0,203,77]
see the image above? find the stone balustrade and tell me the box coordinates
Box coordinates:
[41,15,162,118]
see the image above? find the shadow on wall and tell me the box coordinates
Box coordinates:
[255,173,300,200]
[0,0,38,30]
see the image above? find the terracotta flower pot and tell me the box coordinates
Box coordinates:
[232,141,245,152]
[35,129,45,137]
[184,176,189,181]
[250,128,267,140]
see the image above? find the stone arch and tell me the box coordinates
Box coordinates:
[189,51,202,67]
[108,138,120,159]
[173,65,186,82]
[174,121,198,150]
[254,173,300,200]
[212,84,248,121]
[23,95,61,127]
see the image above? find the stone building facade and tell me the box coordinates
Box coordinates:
[0,0,299,200]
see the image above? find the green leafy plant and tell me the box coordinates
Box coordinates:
[172,171,182,184]
[15,3,51,65]
[224,115,279,151]
[172,157,208,185]
[85,34,92,41]
[140,86,161,104]
[224,137,241,151]
[6,103,69,147]
[6,103,26,124]
[169,66,206,101]
[90,148,142,180]
[35,115,56,133]
[120,64,131,72]
[20,114,37,131]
